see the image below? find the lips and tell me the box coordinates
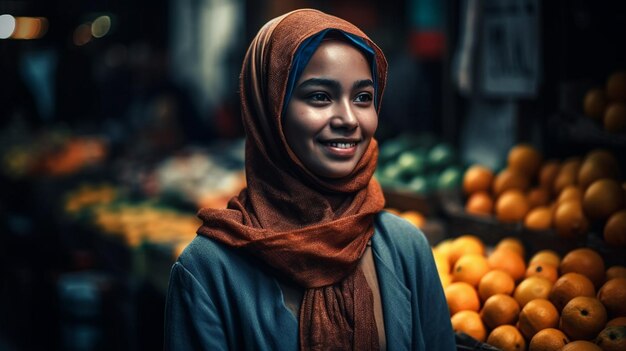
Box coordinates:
[320,139,360,157]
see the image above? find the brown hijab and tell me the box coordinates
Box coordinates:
[197,8,388,350]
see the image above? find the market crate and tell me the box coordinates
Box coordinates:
[383,187,436,216]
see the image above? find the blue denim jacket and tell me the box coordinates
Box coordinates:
[164,211,456,350]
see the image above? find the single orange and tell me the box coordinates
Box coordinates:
[577,149,620,190]
[526,262,558,284]
[448,235,485,266]
[595,326,626,351]
[434,238,454,259]
[496,237,526,259]
[553,200,589,239]
[488,248,527,282]
[444,282,481,316]
[607,317,626,327]
[518,298,560,340]
[528,327,570,351]
[558,185,584,204]
[606,265,626,281]
[401,210,426,228]
[528,187,551,208]
[606,71,626,102]
[560,340,601,350]
[560,248,606,289]
[432,248,451,276]
[529,250,561,267]
[463,165,494,195]
[583,88,608,120]
[451,310,486,342]
[465,191,494,216]
[604,103,626,133]
[560,296,607,341]
[496,189,531,223]
[487,325,526,351]
[583,179,625,221]
[553,157,582,195]
[549,272,596,312]
[452,254,490,287]
[604,210,626,247]
[514,276,554,308]
[508,144,543,178]
[478,269,516,302]
[597,278,626,318]
[493,168,531,197]
[539,160,561,192]
[524,206,553,231]
[480,294,520,330]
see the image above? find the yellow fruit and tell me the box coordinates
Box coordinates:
[478,269,516,302]
[487,325,526,351]
[583,88,608,120]
[518,298,560,340]
[528,327,569,351]
[445,282,480,316]
[496,189,530,223]
[451,310,486,342]
[496,237,526,259]
[560,248,606,289]
[604,210,626,246]
[560,296,607,341]
[463,165,494,195]
[448,235,485,266]
[549,272,596,312]
[480,294,520,330]
[583,179,625,221]
[452,254,490,287]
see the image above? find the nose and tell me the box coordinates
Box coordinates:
[330,100,358,130]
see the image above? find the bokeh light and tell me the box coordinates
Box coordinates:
[0,14,16,39]
[91,15,111,38]
[73,23,92,46]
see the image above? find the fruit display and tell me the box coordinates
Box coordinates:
[457,143,626,251]
[376,133,463,195]
[583,71,626,134]
[433,235,626,350]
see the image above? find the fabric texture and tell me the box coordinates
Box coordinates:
[165,212,457,351]
[195,8,388,350]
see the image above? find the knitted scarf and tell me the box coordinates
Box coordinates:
[197,8,388,350]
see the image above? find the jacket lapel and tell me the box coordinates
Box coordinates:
[372,237,412,350]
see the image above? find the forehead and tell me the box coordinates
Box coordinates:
[300,40,372,78]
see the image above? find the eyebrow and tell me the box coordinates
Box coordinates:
[296,78,374,91]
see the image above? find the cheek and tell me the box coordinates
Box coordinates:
[361,111,378,138]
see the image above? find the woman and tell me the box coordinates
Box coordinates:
[164,9,456,350]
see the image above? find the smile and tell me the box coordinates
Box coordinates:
[326,142,356,149]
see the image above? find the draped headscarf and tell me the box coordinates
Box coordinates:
[197,8,388,350]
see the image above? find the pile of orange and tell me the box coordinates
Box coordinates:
[433,235,626,350]
[462,144,626,247]
[583,70,626,134]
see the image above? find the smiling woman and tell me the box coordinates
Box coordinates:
[164,8,456,351]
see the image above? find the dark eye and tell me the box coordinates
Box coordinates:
[354,93,373,104]
[308,92,330,103]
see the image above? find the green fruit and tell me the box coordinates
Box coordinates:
[437,166,463,190]
[427,143,455,170]
[396,151,426,176]
[407,175,430,194]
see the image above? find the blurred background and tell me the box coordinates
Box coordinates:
[1,0,625,350]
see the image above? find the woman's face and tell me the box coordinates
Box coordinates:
[283,40,377,179]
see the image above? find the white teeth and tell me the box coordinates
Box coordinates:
[328,142,356,149]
